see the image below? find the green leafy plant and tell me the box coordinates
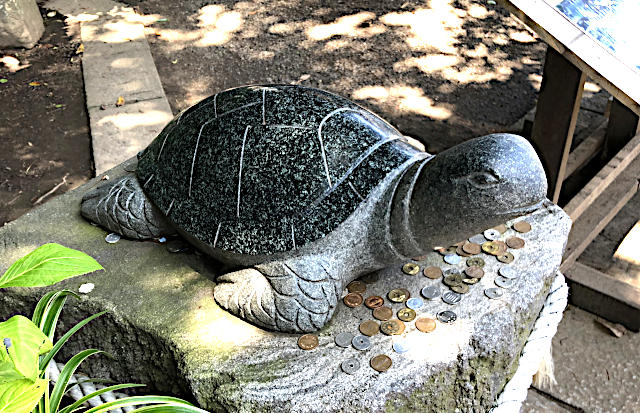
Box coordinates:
[0,244,209,413]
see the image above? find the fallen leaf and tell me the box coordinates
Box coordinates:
[156,18,168,22]
[76,44,84,54]
[596,317,627,338]
[116,96,125,106]
[0,79,7,84]
[54,104,63,108]
[171,59,178,64]
[28,81,41,86]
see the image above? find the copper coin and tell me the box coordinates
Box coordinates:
[297,334,319,350]
[443,273,463,287]
[466,257,485,267]
[364,295,384,309]
[437,246,457,256]
[451,283,470,294]
[380,319,406,335]
[493,240,508,254]
[462,276,479,284]
[456,245,472,257]
[423,266,443,279]
[347,281,367,294]
[482,241,501,256]
[397,308,416,322]
[412,255,428,261]
[513,221,532,233]
[370,354,392,372]
[359,320,380,336]
[343,292,363,308]
[506,237,525,249]
[497,252,515,264]
[373,306,393,321]
[415,317,436,333]
[462,242,482,255]
[402,262,420,275]
[465,266,484,279]
[493,224,508,234]
[388,288,410,303]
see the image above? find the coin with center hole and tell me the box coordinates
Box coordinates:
[437,310,457,324]
[392,339,411,353]
[467,257,485,267]
[469,234,487,244]
[424,266,443,279]
[497,252,515,264]
[451,284,470,294]
[402,262,420,275]
[485,287,504,299]
[444,273,463,287]
[483,229,500,240]
[438,246,457,256]
[421,285,441,300]
[381,319,405,335]
[343,292,363,307]
[499,266,518,279]
[397,308,416,322]
[406,297,424,310]
[388,289,410,303]
[105,233,120,244]
[495,276,515,289]
[494,240,508,254]
[442,291,462,305]
[506,237,525,249]
[352,335,371,351]
[462,242,482,255]
[364,295,384,309]
[298,334,319,350]
[373,306,393,321]
[465,266,484,279]
[513,221,532,233]
[370,354,392,372]
[341,358,361,374]
[359,320,380,336]
[335,332,354,348]
[456,245,472,257]
[415,317,437,333]
[482,241,500,255]
[462,276,479,284]
[347,281,367,294]
[493,224,508,234]
[444,254,461,265]
[444,268,461,275]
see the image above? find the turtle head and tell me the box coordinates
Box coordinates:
[408,133,547,249]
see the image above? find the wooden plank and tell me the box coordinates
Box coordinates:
[564,120,607,179]
[602,98,640,160]
[563,132,640,221]
[530,47,585,203]
[564,262,640,332]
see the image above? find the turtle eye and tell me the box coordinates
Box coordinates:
[467,172,499,188]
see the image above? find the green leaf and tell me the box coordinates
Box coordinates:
[0,316,52,383]
[82,396,195,413]
[0,243,103,288]
[0,378,47,413]
[129,405,211,413]
[32,290,79,341]
[50,349,103,413]
[57,383,145,413]
[0,79,7,84]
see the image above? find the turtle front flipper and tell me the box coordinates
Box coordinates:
[213,258,343,332]
[81,175,174,240]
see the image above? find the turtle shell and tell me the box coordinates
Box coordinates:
[137,85,423,255]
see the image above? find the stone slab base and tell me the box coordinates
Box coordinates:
[0,159,571,412]
[0,0,44,48]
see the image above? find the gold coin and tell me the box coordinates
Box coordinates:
[456,245,472,257]
[343,292,363,308]
[297,334,319,350]
[397,308,416,322]
[443,273,462,287]
[373,306,393,321]
[493,224,508,234]
[466,257,485,267]
[359,320,380,336]
[380,319,405,335]
[370,354,392,372]
[497,252,515,263]
[513,221,532,233]
[347,280,367,294]
[423,266,443,279]
[462,276,479,284]
[506,237,525,249]
[465,266,484,279]
[482,241,500,255]
[451,283,470,294]
[388,288,410,303]
[402,262,420,275]
[415,317,436,333]
[462,242,482,255]
[364,295,384,309]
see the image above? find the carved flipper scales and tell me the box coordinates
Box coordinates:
[213,258,343,332]
[80,175,173,240]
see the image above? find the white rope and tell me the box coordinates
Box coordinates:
[491,271,569,412]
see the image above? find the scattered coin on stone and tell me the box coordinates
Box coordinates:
[438,246,457,256]
[499,266,519,279]
[352,335,371,351]
[370,354,393,372]
[341,358,361,374]
[335,332,354,348]
[298,334,319,350]
[423,266,443,279]
[462,242,482,255]
[347,280,367,294]
[364,295,385,309]
[406,297,424,310]
[343,292,364,308]
[397,308,417,322]
[513,221,532,233]
[485,287,504,299]
[493,224,508,234]
[456,245,472,257]
[465,266,484,279]
[482,241,500,255]
[495,276,515,289]
[462,276,479,285]
[444,268,461,276]
[444,254,461,265]
[380,319,405,335]
[506,237,525,249]
[483,229,500,241]
[451,284,470,294]
[444,273,463,287]
[373,306,394,321]
[421,285,441,300]
[442,291,462,305]
[402,262,420,275]
[359,320,381,336]
[412,255,428,261]
[105,233,120,244]
[493,240,508,254]
[469,234,487,245]
[437,310,457,324]
[415,317,437,333]
[497,252,515,264]
[392,338,411,353]
[467,257,485,267]
[388,288,410,303]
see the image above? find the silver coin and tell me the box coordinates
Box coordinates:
[499,266,519,279]
[483,229,500,241]
[469,234,487,244]
[485,287,504,299]
[443,254,461,265]
[421,285,441,300]
[495,276,515,289]
[105,233,120,244]
[341,358,361,374]
[444,268,461,276]
[392,339,411,354]
[352,335,371,351]
[442,291,462,305]
[335,332,354,348]
[437,310,457,323]
[406,297,424,310]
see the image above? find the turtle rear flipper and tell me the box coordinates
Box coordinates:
[81,175,173,240]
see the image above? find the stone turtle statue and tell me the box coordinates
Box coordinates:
[81,85,547,333]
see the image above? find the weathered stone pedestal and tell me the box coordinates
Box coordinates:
[0,159,571,412]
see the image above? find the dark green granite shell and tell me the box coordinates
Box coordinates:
[136,85,421,255]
